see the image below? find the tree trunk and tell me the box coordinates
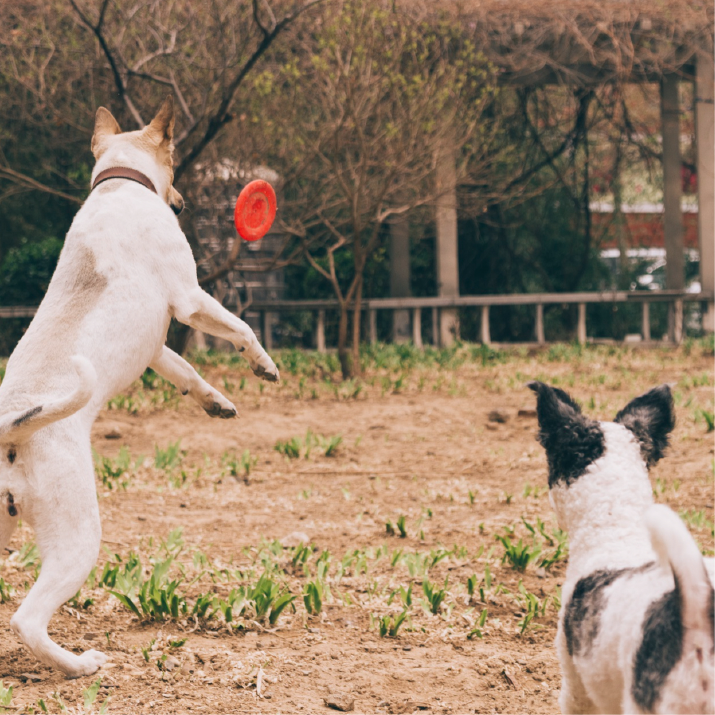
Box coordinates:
[351,276,364,377]
[337,301,352,380]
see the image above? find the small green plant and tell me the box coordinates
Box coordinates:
[275,436,302,459]
[388,582,413,609]
[320,434,342,457]
[82,678,105,711]
[467,574,478,599]
[378,609,408,637]
[517,582,548,634]
[0,578,13,604]
[245,573,296,624]
[385,515,408,538]
[141,638,156,662]
[0,681,12,711]
[67,588,94,610]
[497,534,540,571]
[303,579,323,616]
[422,578,447,615]
[467,608,489,639]
[696,408,715,432]
[17,542,41,572]
[107,393,138,414]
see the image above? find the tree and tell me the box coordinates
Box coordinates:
[0,0,320,276]
[258,1,496,377]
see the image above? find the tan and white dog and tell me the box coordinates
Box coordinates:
[0,96,278,677]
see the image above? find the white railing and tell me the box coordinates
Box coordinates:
[1,290,710,352]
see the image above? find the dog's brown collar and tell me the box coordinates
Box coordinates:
[91,167,157,195]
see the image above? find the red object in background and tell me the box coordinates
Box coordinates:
[234,180,277,241]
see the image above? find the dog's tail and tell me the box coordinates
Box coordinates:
[645,504,714,633]
[0,355,97,444]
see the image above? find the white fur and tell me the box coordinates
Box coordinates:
[0,100,279,677]
[553,422,715,714]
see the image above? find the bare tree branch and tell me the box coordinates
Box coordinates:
[68,0,146,127]
[0,165,83,204]
[174,0,323,183]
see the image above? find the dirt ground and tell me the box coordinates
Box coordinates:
[0,343,712,715]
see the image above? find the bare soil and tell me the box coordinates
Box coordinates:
[0,345,712,715]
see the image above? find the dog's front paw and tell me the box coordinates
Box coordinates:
[204,400,238,419]
[67,649,108,678]
[252,356,280,383]
[200,390,237,419]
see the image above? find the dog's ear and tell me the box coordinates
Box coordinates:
[614,385,675,468]
[146,95,175,146]
[91,107,122,158]
[527,381,605,487]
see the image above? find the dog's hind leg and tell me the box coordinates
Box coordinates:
[10,443,106,677]
[173,289,279,382]
[150,346,237,418]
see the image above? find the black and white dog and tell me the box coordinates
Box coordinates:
[529,382,714,714]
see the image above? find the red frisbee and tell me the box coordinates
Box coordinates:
[234,180,277,241]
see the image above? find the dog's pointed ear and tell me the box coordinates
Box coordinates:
[146,95,175,146]
[527,381,604,487]
[91,107,122,157]
[614,385,675,467]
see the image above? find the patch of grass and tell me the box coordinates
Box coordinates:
[226,449,258,483]
[275,429,342,459]
[154,440,185,471]
[109,557,186,621]
[93,446,141,490]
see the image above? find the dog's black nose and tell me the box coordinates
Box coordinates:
[171,200,184,215]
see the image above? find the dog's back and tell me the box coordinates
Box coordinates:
[0,180,190,419]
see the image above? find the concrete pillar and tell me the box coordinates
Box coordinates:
[390,217,411,343]
[661,74,685,341]
[369,309,378,344]
[696,52,715,332]
[577,303,587,345]
[480,305,491,345]
[435,144,459,346]
[641,302,651,341]
[412,308,423,348]
[535,304,545,344]
[316,310,326,353]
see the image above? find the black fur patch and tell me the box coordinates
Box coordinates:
[614,385,675,468]
[527,381,605,487]
[12,405,42,427]
[7,448,15,464]
[564,563,656,658]
[632,578,683,712]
